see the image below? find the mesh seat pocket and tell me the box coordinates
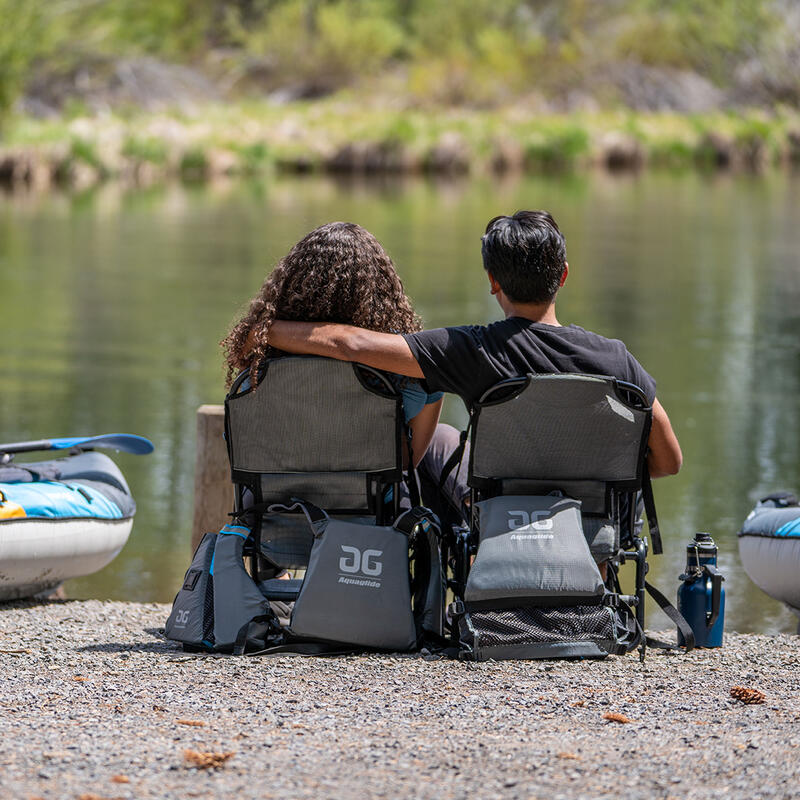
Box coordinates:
[460,604,619,660]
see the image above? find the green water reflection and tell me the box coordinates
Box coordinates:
[1,171,799,634]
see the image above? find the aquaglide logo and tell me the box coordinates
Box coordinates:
[338,545,384,588]
[507,510,555,531]
[173,609,190,628]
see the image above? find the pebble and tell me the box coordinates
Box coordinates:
[0,599,797,799]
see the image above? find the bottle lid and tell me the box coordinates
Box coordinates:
[687,531,716,552]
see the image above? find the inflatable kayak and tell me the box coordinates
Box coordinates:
[0,435,151,601]
[739,492,800,630]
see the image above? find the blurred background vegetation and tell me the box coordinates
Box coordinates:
[1,0,799,185]
[1,0,798,121]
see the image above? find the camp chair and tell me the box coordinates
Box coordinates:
[443,373,664,659]
[224,355,408,610]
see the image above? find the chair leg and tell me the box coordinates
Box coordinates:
[635,537,648,661]
[442,526,471,644]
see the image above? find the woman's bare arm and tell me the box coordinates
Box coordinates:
[406,398,443,467]
[647,398,682,478]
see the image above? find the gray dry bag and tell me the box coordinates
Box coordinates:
[458,494,639,660]
[277,501,440,651]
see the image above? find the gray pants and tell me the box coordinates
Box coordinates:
[414,423,470,527]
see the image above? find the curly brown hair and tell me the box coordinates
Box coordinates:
[221,221,422,387]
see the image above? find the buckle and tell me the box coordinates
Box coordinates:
[447,599,466,619]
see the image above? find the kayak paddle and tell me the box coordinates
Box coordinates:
[0,434,154,456]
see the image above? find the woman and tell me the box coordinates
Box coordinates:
[221,221,443,466]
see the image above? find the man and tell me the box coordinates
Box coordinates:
[266,210,682,487]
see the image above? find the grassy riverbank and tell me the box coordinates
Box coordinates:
[2,102,799,191]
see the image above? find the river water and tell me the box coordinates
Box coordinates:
[2,170,799,633]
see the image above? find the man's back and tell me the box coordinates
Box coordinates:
[402,317,656,407]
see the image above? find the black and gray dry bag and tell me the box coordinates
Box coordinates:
[457,494,640,660]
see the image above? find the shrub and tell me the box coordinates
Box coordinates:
[122,136,168,164]
[525,126,590,170]
[179,146,209,179]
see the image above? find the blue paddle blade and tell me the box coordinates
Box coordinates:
[0,434,154,456]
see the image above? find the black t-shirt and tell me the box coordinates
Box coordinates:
[402,317,656,407]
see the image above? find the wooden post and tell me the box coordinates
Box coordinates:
[192,405,233,551]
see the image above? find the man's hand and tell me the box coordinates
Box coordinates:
[268,320,424,378]
[647,398,682,477]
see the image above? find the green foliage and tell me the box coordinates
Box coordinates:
[70,137,104,170]
[525,125,590,170]
[122,136,169,164]
[180,146,209,179]
[0,0,49,126]
[405,0,546,104]
[231,141,271,173]
[73,0,217,58]
[227,0,404,91]
[733,116,781,165]
[614,0,777,83]
[0,0,792,121]
[648,138,694,169]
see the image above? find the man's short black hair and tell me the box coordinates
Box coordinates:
[481,210,567,304]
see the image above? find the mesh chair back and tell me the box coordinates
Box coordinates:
[470,374,650,488]
[227,357,399,475]
[225,357,403,569]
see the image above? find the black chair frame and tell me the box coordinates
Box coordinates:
[442,373,656,657]
[224,357,408,587]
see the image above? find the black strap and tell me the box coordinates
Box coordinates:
[404,422,422,508]
[644,580,695,652]
[437,426,470,492]
[393,506,441,537]
[418,630,461,660]
[759,490,798,507]
[246,641,359,657]
[609,597,643,655]
[230,498,328,526]
[232,611,283,656]
[641,466,663,555]
[258,498,329,538]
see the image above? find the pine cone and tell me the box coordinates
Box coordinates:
[184,749,236,769]
[603,712,633,723]
[730,686,766,704]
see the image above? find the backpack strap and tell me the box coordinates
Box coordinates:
[246,641,359,657]
[437,424,470,492]
[641,465,663,555]
[232,611,283,656]
[392,506,441,644]
[233,614,358,657]
[393,506,441,537]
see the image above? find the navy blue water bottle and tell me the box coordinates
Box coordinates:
[677,532,725,647]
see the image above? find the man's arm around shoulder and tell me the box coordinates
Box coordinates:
[268,320,425,378]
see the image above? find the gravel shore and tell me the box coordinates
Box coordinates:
[0,600,797,800]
